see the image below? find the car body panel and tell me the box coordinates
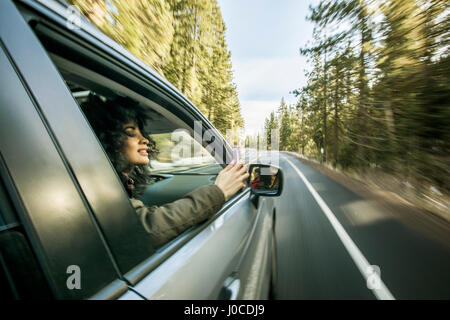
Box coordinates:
[130,190,267,299]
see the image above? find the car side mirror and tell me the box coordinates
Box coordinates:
[248,164,283,197]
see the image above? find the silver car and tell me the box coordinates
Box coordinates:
[0,0,282,299]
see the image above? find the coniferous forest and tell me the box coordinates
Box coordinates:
[68,0,243,135]
[264,0,449,195]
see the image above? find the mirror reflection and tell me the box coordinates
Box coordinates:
[249,165,280,194]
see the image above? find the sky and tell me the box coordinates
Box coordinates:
[218,0,318,136]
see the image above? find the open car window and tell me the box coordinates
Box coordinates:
[150,131,221,175]
[56,53,222,177]
[69,83,222,177]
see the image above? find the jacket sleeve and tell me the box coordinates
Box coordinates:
[130,184,226,247]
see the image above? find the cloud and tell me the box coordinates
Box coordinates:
[233,57,307,102]
[240,100,280,137]
[233,57,307,136]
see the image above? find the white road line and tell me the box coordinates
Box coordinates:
[284,156,395,300]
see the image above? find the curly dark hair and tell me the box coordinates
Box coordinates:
[81,94,158,198]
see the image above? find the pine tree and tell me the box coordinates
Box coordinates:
[69,0,243,135]
[68,0,174,75]
[279,99,293,151]
[292,0,449,192]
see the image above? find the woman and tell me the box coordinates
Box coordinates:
[81,94,249,247]
[251,167,261,190]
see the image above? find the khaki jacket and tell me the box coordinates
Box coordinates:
[130,184,225,247]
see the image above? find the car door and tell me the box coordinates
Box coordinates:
[9,0,276,299]
[0,6,146,299]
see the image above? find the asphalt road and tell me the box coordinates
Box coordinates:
[265,152,450,300]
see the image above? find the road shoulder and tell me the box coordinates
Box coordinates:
[282,152,450,237]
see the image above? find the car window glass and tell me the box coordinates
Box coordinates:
[67,82,222,174]
[69,85,222,176]
[51,60,225,240]
[63,70,224,175]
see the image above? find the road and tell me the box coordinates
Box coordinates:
[258,152,450,300]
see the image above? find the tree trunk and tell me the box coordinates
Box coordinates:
[334,66,340,168]
[384,99,397,170]
[301,111,305,155]
[181,47,188,94]
[357,29,368,165]
[323,50,328,163]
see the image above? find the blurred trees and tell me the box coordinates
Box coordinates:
[67,0,243,134]
[265,0,449,192]
[264,110,278,149]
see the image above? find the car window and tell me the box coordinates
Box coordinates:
[69,83,222,176]
[49,53,225,220]
[66,77,222,176]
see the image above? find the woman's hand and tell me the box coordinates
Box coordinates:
[214,161,250,201]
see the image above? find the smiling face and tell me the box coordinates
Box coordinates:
[122,121,150,167]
